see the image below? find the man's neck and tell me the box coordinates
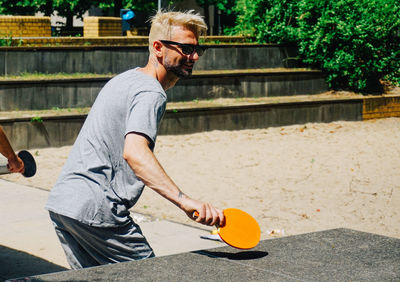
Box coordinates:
[139,57,179,91]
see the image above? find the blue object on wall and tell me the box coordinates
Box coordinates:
[122,10,135,20]
[120,9,136,34]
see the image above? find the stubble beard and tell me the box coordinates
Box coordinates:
[164,55,194,79]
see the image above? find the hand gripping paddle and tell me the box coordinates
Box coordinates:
[194,208,261,249]
[0,150,37,177]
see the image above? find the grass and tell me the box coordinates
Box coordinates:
[0,107,91,120]
[0,69,317,82]
[0,72,114,81]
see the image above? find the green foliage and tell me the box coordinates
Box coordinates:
[51,0,93,19]
[230,0,400,93]
[30,116,43,123]
[297,0,400,92]
[227,0,298,44]
[195,0,234,12]
[0,33,13,46]
[0,0,42,15]
[0,33,23,46]
[98,0,159,12]
[0,72,114,80]
[0,0,92,24]
[0,0,161,17]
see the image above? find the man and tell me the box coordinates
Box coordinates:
[0,126,24,174]
[46,10,225,269]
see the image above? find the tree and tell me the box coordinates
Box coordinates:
[98,0,159,17]
[195,0,236,34]
[0,0,47,15]
[228,0,298,43]
[297,0,400,92]
[49,0,93,29]
[0,0,93,29]
[229,0,400,92]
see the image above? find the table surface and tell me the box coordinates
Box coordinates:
[26,228,400,281]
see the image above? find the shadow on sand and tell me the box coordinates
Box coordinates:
[0,245,67,281]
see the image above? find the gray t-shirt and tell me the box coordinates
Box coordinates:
[46,68,167,227]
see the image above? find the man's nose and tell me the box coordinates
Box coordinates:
[189,51,200,61]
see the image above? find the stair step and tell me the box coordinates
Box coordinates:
[0,44,301,75]
[0,68,320,82]
[2,93,399,150]
[0,92,356,119]
[0,93,361,150]
[0,68,327,111]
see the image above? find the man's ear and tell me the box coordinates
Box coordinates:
[153,40,163,58]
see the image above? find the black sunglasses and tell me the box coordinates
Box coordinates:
[159,40,207,56]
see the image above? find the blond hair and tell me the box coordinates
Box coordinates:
[148,10,207,54]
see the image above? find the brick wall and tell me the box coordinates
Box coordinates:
[0,16,51,37]
[363,96,400,119]
[84,17,122,37]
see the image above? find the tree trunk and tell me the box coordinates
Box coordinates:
[203,0,209,35]
[114,0,123,17]
[66,12,73,29]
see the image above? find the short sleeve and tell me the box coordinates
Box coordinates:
[125,91,167,145]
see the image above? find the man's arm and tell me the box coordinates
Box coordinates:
[0,126,24,173]
[123,132,224,227]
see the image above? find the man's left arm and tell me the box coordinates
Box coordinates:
[0,126,24,173]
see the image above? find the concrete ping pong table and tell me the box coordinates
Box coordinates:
[18,228,400,281]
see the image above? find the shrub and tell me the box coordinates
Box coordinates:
[0,33,13,46]
[228,0,299,44]
[297,0,400,92]
[230,0,400,93]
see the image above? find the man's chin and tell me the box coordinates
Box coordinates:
[171,68,192,79]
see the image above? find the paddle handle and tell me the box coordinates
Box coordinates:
[192,210,221,228]
[192,211,199,218]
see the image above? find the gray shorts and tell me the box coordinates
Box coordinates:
[49,211,155,269]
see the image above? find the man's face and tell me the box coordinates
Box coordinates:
[162,26,200,78]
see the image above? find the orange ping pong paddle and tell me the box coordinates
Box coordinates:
[194,208,261,249]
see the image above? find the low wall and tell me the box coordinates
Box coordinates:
[0,77,107,111]
[0,70,327,111]
[83,17,122,37]
[160,99,362,135]
[0,98,363,150]
[363,95,400,119]
[0,45,299,75]
[0,16,51,37]
[169,71,327,102]
[0,115,85,150]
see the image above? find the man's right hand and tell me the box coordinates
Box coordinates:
[179,195,225,227]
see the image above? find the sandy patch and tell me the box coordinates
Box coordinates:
[2,118,399,240]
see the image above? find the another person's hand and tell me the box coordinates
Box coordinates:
[180,196,225,227]
[7,155,25,174]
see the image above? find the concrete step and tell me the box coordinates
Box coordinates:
[3,93,399,151]
[0,68,327,111]
[0,44,301,75]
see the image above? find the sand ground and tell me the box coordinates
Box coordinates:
[2,117,399,240]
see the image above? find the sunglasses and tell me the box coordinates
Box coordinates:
[160,40,207,56]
